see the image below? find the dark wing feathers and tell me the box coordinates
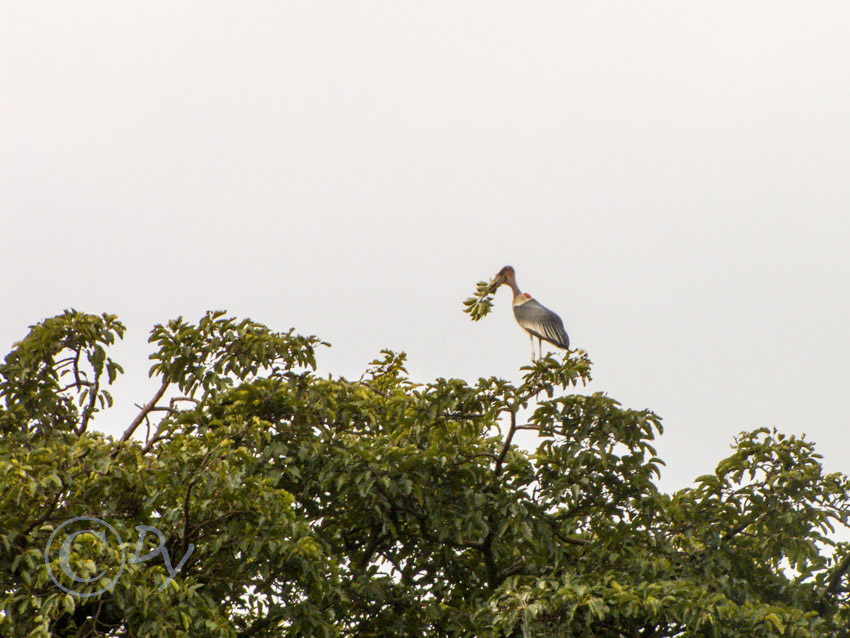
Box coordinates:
[513,299,570,350]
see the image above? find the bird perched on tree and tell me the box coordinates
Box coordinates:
[486,265,569,361]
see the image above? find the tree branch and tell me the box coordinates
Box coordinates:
[77,376,100,435]
[495,559,525,583]
[237,607,288,638]
[551,527,590,547]
[494,410,517,477]
[481,532,498,590]
[722,509,770,542]
[72,346,82,388]
[182,480,195,556]
[118,381,169,444]
[354,528,383,573]
[826,551,850,597]
[23,489,65,536]
[59,381,94,392]
[446,452,499,470]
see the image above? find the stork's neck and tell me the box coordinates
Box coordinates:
[506,276,522,298]
[506,277,531,305]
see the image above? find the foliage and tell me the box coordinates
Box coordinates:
[1,310,849,637]
[462,281,495,321]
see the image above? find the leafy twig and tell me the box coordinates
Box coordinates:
[462,281,495,321]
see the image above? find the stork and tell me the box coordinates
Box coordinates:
[487,265,570,361]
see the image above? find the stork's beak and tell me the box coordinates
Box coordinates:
[486,274,504,294]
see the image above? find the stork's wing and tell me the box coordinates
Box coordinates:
[513,299,570,350]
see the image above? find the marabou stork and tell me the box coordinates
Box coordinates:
[487,265,570,361]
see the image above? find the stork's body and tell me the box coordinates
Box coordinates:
[487,266,569,360]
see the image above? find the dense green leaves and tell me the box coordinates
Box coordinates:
[1,310,849,636]
[147,310,324,396]
[0,310,124,435]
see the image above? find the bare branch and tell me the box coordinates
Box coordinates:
[72,346,82,387]
[54,356,77,371]
[59,381,94,392]
[170,396,199,408]
[118,381,169,444]
[141,431,170,455]
[144,415,152,447]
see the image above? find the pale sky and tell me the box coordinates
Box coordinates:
[2,2,850,493]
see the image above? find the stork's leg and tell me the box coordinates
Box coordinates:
[529,334,536,361]
[538,338,543,360]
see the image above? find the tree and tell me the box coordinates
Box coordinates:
[1,309,849,637]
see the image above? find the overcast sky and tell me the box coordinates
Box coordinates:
[3,2,850,493]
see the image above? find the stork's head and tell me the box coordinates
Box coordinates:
[487,265,516,293]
